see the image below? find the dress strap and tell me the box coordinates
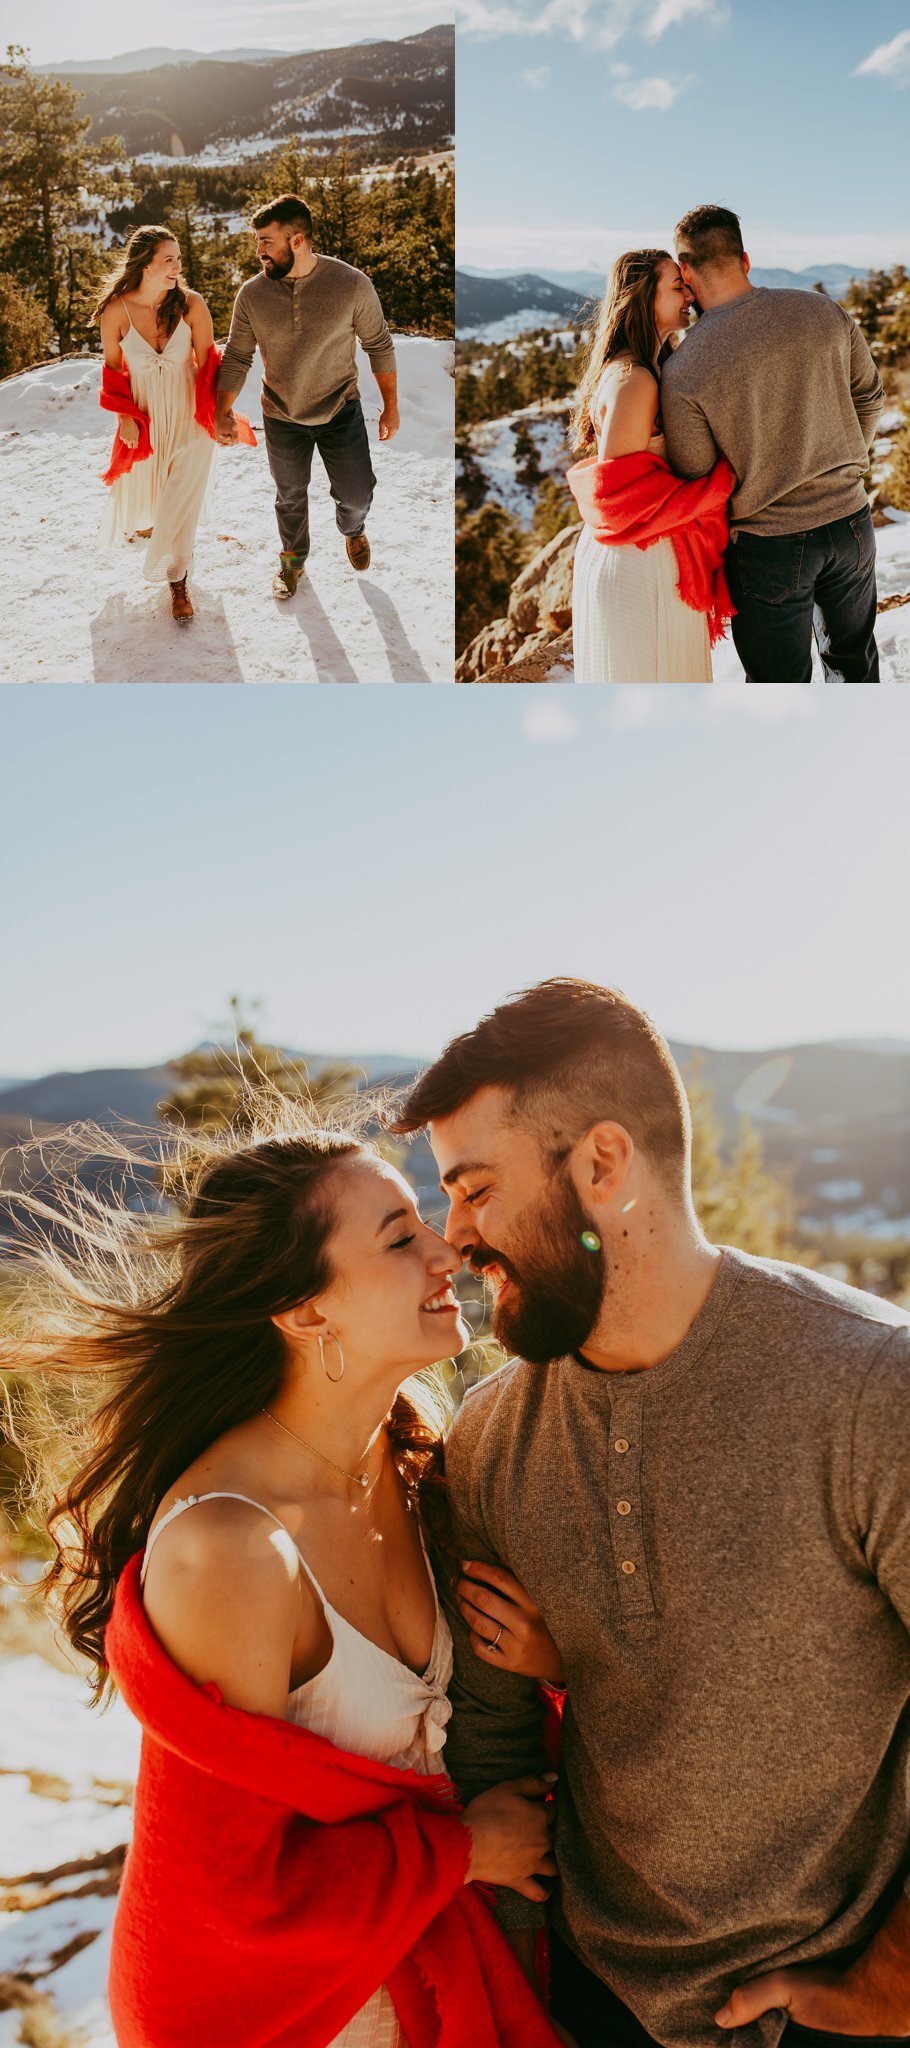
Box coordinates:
[140,1490,320,1588]
[117,295,135,331]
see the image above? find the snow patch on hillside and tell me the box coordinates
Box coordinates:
[0,338,454,683]
[469,400,571,526]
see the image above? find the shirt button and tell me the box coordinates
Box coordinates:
[617,1500,632,1516]
[615,1439,630,1453]
[621,1559,636,1575]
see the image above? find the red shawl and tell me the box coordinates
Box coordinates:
[566,449,737,647]
[99,346,256,486]
[193,343,257,445]
[105,1555,561,2048]
[99,364,152,484]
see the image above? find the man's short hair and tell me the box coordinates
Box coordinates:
[675,204,745,272]
[250,193,313,240]
[389,978,691,1194]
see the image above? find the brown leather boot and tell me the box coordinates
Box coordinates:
[345,530,371,572]
[170,576,194,623]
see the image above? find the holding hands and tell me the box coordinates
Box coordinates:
[456,1560,565,1686]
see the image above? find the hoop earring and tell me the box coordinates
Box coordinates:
[318,1334,345,1384]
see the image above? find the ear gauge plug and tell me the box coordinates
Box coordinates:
[580,1231,601,1252]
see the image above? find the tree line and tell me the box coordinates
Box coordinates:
[0,47,454,374]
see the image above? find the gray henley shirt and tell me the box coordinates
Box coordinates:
[660,289,883,536]
[217,254,396,427]
[443,1248,910,2048]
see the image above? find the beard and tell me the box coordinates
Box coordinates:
[261,248,294,278]
[470,1171,607,1366]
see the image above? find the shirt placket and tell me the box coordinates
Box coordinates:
[606,1388,655,1619]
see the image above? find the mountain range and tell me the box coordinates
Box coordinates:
[456,264,868,336]
[38,26,454,159]
[1,1041,908,1241]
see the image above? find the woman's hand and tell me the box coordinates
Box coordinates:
[461,1775,557,1898]
[456,1561,565,1685]
[118,416,140,448]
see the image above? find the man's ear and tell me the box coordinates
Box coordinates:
[574,1121,634,1209]
[742,251,751,276]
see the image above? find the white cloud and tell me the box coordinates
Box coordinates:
[855,28,910,87]
[646,0,728,38]
[457,0,726,48]
[610,58,632,74]
[598,684,821,730]
[523,698,579,740]
[613,70,686,107]
[521,62,552,84]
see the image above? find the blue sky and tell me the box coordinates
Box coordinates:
[6,0,442,67]
[457,0,910,272]
[0,686,907,1077]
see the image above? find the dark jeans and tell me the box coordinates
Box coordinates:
[262,399,376,562]
[725,506,879,683]
[549,1935,910,2048]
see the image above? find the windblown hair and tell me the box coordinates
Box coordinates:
[389,977,692,1194]
[94,226,189,339]
[570,248,671,452]
[250,192,314,240]
[2,1098,448,1699]
[675,204,745,274]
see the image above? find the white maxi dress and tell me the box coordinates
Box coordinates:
[572,426,713,684]
[100,307,214,584]
[141,1491,454,2048]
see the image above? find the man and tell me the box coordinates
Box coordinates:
[660,204,884,683]
[391,979,910,2048]
[216,193,399,598]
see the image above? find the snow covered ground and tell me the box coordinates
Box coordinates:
[0,1636,140,2048]
[0,338,454,684]
[469,400,572,526]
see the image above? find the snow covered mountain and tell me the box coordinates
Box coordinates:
[457,263,869,339]
[0,338,455,684]
[39,26,454,159]
[2,1040,908,1239]
[38,47,293,73]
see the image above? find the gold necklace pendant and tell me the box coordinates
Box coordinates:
[261,1407,371,1488]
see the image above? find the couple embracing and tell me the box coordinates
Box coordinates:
[98,194,397,622]
[569,205,884,683]
[15,980,910,2047]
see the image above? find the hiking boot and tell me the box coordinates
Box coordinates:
[345,530,371,572]
[170,576,194,623]
[273,552,306,599]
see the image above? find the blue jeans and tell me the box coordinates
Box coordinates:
[725,507,879,683]
[262,400,376,563]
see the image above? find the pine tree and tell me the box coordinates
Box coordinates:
[0,47,134,352]
[686,1066,798,1259]
[455,500,529,653]
[0,270,51,376]
[531,475,580,548]
[158,996,357,1140]
[512,419,542,492]
[886,424,910,514]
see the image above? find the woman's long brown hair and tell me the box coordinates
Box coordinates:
[570,247,672,452]
[94,225,190,339]
[3,1105,450,1700]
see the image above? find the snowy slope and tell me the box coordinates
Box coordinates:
[0,1647,140,2047]
[469,400,572,526]
[0,338,454,683]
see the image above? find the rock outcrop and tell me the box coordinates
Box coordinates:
[456,523,579,680]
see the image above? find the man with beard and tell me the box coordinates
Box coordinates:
[216,193,398,598]
[390,979,910,2048]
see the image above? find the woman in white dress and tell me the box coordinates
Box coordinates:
[571,249,713,684]
[96,227,216,623]
[13,1111,562,2048]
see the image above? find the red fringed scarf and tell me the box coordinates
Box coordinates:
[193,343,257,445]
[566,449,737,647]
[99,364,152,484]
[99,345,256,486]
[105,1555,561,2048]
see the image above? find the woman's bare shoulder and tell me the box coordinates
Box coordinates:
[141,1496,313,1712]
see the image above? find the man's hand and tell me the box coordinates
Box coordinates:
[378,404,400,442]
[215,406,240,447]
[118,417,140,448]
[717,1895,910,2039]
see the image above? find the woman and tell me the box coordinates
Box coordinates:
[568,250,735,683]
[9,1110,564,2048]
[96,228,219,624]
